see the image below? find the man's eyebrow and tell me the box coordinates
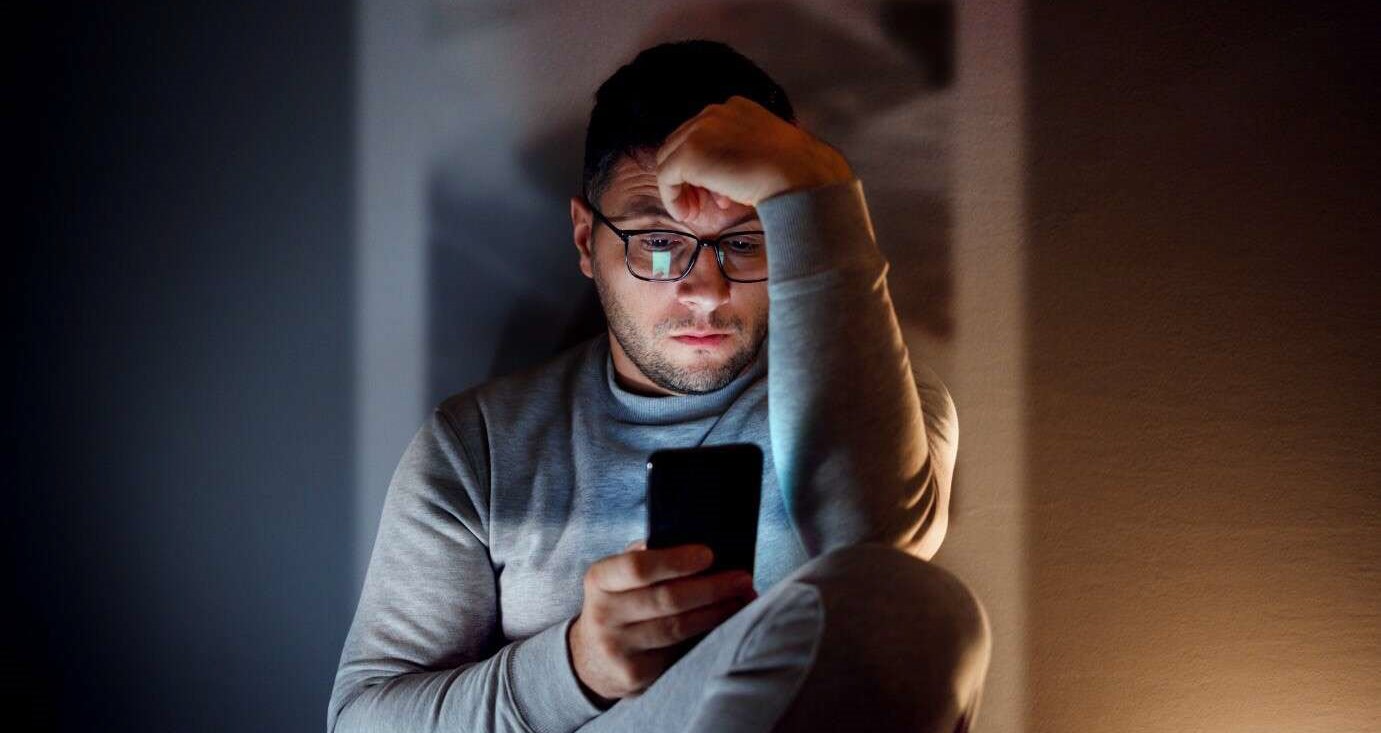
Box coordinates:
[611,199,762,230]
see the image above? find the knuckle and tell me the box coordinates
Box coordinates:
[676,129,706,154]
[586,601,612,627]
[627,554,652,584]
[661,614,687,641]
[651,584,678,614]
[586,561,610,589]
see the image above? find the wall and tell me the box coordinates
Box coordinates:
[9,2,355,731]
[353,2,1033,730]
[1024,2,1380,731]
[15,1,1376,731]
[353,0,978,583]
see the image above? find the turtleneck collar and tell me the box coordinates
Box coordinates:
[592,334,767,425]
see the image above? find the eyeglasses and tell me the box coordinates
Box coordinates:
[583,196,769,283]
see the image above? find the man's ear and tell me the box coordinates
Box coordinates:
[570,196,594,280]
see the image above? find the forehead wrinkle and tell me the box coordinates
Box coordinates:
[609,195,761,232]
[602,156,760,231]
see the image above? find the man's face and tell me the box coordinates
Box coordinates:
[570,151,769,396]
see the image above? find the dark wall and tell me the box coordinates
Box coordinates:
[9,3,354,731]
[1024,1,1380,730]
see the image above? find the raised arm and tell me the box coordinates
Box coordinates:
[650,95,956,559]
[756,179,955,560]
[327,407,601,733]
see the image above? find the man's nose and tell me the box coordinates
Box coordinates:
[675,243,731,310]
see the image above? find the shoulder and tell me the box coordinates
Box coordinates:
[436,335,603,437]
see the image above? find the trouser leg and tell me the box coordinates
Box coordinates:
[575,543,991,733]
[763,544,992,733]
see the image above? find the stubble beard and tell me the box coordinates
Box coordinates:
[593,271,767,395]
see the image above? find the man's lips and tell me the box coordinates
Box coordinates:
[672,332,730,346]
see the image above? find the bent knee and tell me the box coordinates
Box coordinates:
[793,544,989,646]
[775,544,992,730]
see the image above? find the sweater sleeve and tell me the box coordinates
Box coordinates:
[756,178,956,561]
[326,406,603,733]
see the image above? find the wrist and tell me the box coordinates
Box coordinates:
[760,148,854,203]
[567,616,618,710]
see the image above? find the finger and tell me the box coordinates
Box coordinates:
[664,183,687,222]
[655,124,693,169]
[686,186,703,224]
[660,153,696,222]
[676,185,701,225]
[621,594,754,651]
[654,103,721,167]
[589,544,714,592]
[615,570,755,624]
[656,144,703,224]
[625,538,647,552]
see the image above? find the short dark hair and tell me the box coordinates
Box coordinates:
[581,40,796,207]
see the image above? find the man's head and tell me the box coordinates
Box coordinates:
[571,40,795,396]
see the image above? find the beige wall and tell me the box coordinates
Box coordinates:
[1023,2,1380,731]
[934,2,1029,732]
[355,2,1378,730]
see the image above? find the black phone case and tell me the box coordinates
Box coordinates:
[645,443,763,576]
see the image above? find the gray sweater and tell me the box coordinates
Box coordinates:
[327,179,958,733]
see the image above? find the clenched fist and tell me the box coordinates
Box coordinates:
[653,95,854,227]
[568,542,758,705]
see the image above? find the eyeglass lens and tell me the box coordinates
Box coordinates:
[627,231,767,281]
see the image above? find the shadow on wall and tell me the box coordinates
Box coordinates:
[426,0,958,392]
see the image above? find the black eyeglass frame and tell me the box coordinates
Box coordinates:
[583,196,769,283]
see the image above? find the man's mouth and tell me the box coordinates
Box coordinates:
[671,332,730,346]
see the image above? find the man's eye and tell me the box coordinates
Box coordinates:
[725,239,764,255]
[636,235,687,250]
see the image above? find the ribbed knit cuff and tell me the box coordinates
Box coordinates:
[756,177,886,282]
[507,617,603,733]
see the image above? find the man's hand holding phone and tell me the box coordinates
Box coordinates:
[568,542,757,705]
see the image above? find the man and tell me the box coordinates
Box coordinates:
[328,40,989,733]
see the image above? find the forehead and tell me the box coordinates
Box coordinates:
[598,152,761,229]
[600,151,660,204]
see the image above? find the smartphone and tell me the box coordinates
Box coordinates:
[645,443,764,576]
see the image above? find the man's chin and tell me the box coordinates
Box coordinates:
[652,351,755,394]
[662,344,736,371]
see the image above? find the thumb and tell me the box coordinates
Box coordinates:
[625,538,647,552]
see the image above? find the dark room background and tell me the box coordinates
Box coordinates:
[9,1,1379,732]
[11,2,355,731]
